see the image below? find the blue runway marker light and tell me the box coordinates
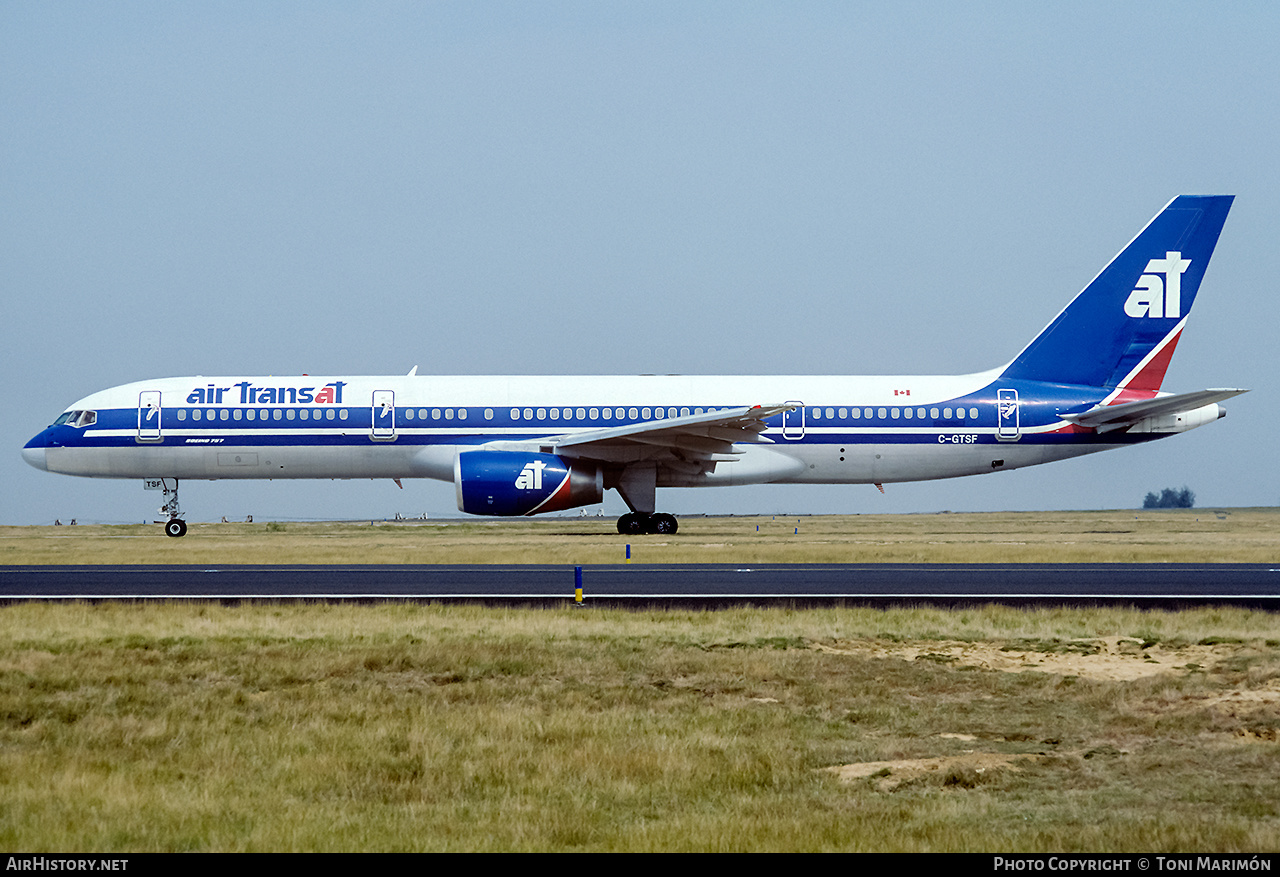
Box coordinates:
[574,565,583,605]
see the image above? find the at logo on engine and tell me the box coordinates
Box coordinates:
[514,460,548,490]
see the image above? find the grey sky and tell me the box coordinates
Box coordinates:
[4,2,1277,524]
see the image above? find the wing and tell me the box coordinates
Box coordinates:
[1062,388,1247,432]
[505,404,795,475]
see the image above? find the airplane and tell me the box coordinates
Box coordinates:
[23,195,1244,538]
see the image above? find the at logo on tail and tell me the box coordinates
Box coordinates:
[1124,251,1191,319]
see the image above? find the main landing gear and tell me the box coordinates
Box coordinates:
[616,512,678,536]
[612,465,678,535]
[159,479,187,538]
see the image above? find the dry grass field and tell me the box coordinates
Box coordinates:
[1,510,1277,851]
[2,507,1279,565]
[1,602,1277,852]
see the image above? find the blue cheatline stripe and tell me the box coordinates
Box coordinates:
[62,429,1154,449]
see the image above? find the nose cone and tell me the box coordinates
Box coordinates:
[22,444,48,471]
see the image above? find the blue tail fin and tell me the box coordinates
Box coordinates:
[1001,195,1233,390]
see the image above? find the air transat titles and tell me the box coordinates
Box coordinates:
[186,381,348,405]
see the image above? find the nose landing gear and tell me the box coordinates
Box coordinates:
[158,479,187,537]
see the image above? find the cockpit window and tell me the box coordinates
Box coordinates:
[50,410,96,428]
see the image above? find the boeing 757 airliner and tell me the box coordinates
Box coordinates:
[23,196,1244,536]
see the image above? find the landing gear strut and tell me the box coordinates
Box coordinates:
[613,465,678,535]
[616,512,678,535]
[159,479,187,537]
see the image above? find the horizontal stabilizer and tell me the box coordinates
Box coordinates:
[1063,388,1247,430]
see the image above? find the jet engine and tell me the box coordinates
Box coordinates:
[454,450,603,516]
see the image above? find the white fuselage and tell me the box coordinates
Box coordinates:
[26,370,1201,490]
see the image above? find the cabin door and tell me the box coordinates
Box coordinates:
[781,401,805,440]
[137,391,162,442]
[996,389,1021,441]
[371,390,396,440]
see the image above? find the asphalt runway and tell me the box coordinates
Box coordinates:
[1,563,1278,607]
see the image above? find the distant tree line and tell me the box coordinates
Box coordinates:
[1143,486,1195,509]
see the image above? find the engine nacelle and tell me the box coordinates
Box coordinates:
[454,451,603,516]
[1126,403,1224,434]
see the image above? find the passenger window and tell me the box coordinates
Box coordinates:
[944,407,953,418]
[458,409,467,419]
[339,409,348,420]
[193,409,202,421]
[628,408,638,419]
[405,409,415,420]
[903,408,913,420]
[970,407,979,419]
[445,409,454,420]
[234,409,243,421]
[877,408,886,419]
[891,408,900,419]
[485,408,494,420]
[221,409,230,421]
[510,408,519,421]
[537,408,546,420]
[589,408,599,420]
[285,409,295,421]
[549,408,559,420]
[642,407,651,419]
[177,410,187,421]
[576,408,585,420]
